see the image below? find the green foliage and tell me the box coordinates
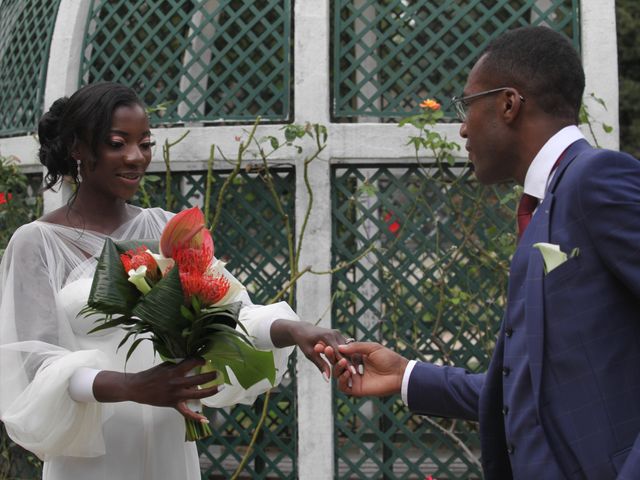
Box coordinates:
[0,423,42,480]
[579,93,615,148]
[401,104,461,165]
[0,155,41,254]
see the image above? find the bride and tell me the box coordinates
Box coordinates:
[0,82,352,479]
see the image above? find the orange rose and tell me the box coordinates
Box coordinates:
[419,99,441,111]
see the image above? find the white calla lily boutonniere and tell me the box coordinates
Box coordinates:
[533,242,580,274]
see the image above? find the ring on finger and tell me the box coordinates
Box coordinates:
[345,337,356,344]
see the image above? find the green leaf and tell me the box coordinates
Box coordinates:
[203,322,252,345]
[87,315,134,334]
[180,305,195,322]
[131,266,189,343]
[203,331,276,389]
[125,337,147,365]
[117,328,141,351]
[199,302,242,329]
[87,239,139,315]
[87,238,160,316]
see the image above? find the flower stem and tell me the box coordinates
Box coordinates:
[185,416,212,442]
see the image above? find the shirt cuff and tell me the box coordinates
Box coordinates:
[401,360,417,406]
[68,367,101,402]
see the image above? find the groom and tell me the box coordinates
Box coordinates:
[324,26,640,479]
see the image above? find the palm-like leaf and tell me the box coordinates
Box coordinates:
[203,330,276,389]
[87,238,159,315]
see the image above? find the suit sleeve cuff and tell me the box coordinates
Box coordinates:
[401,360,417,405]
[68,367,101,402]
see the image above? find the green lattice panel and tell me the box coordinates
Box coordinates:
[332,0,580,120]
[79,0,292,125]
[132,167,297,478]
[331,164,516,478]
[0,0,61,137]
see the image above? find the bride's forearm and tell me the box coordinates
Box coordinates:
[269,319,299,348]
[92,370,133,403]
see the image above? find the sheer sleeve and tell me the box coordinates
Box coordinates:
[201,267,297,409]
[0,224,110,460]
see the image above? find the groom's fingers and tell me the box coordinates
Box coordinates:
[323,345,337,364]
[332,357,351,379]
[338,341,381,356]
[336,369,354,393]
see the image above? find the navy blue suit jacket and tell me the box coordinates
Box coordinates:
[407,140,640,479]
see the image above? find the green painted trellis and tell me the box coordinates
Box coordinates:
[332,0,580,120]
[331,163,516,479]
[0,0,61,138]
[78,0,292,125]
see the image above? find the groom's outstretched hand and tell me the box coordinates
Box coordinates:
[317,342,409,397]
[270,319,362,381]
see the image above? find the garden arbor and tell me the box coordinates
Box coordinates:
[0,1,618,478]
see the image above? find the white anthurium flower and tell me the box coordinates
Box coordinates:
[127,265,152,294]
[208,258,246,305]
[533,242,570,274]
[148,250,175,275]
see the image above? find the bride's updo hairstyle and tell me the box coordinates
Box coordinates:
[38,82,145,190]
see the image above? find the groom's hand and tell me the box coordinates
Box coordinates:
[322,342,408,397]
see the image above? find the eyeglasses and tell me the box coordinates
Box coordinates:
[451,87,525,122]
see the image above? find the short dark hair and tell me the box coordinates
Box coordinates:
[480,26,585,122]
[38,82,145,189]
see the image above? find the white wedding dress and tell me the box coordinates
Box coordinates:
[0,206,297,480]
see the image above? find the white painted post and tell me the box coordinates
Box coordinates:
[580,0,619,150]
[41,0,91,213]
[294,1,333,479]
[177,0,220,125]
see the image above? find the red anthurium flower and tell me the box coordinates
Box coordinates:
[0,192,12,204]
[160,207,214,263]
[180,272,230,306]
[120,246,160,281]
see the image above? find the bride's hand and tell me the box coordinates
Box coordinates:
[270,319,361,380]
[93,358,219,422]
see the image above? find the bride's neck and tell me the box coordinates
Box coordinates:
[66,189,132,234]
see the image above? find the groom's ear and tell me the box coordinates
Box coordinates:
[503,88,524,124]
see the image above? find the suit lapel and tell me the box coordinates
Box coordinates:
[522,138,591,410]
[523,192,552,410]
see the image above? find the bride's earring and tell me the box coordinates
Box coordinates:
[76,158,82,183]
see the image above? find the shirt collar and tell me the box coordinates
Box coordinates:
[523,125,585,201]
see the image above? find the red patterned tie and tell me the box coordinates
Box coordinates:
[516,147,570,241]
[517,193,539,240]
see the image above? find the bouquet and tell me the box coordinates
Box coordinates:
[82,207,276,441]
